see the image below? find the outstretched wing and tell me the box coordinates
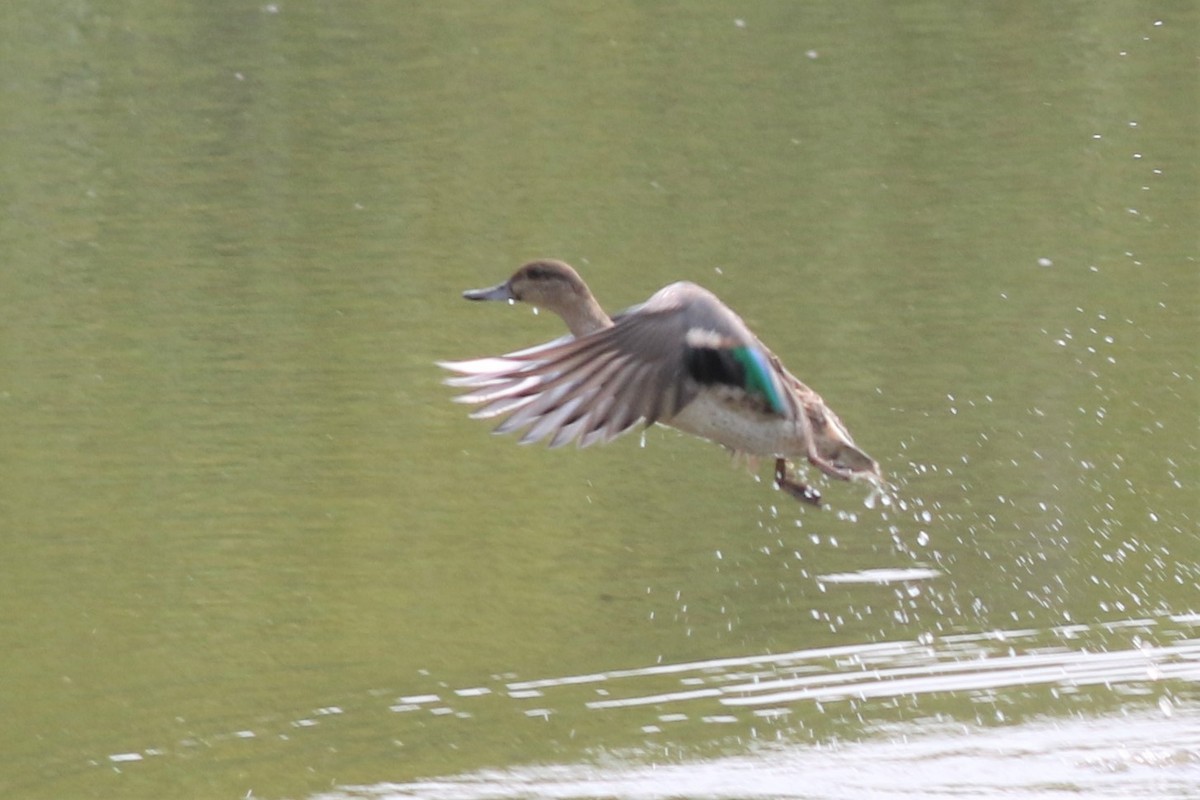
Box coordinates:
[439,281,799,447]
[438,306,696,448]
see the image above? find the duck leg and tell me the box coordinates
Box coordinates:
[775,458,822,506]
[793,398,861,483]
[804,447,858,482]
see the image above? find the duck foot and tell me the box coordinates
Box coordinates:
[775,458,822,506]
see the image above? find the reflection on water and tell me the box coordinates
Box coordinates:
[322,711,1200,800]
[90,613,1199,797]
[580,615,1200,713]
[815,567,942,585]
[320,708,1200,800]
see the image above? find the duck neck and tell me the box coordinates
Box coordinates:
[558,295,613,337]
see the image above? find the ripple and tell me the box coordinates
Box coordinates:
[318,708,1200,800]
[816,567,941,584]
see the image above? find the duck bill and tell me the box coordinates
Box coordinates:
[462,281,515,302]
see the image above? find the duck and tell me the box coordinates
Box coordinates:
[438,259,881,505]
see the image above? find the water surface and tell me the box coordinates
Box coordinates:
[1,3,1196,798]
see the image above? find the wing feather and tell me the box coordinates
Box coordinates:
[438,281,798,448]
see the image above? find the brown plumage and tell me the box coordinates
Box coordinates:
[439,259,881,504]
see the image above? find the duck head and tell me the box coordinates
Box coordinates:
[463,259,612,337]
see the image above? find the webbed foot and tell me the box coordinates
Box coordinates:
[775,458,822,506]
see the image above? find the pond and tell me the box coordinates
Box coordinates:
[1,3,1196,798]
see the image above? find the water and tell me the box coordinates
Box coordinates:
[1,3,1196,798]
[319,710,1200,799]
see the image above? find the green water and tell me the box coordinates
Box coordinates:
[1,3,1196,798]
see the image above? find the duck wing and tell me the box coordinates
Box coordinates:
[439,281,794,447]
